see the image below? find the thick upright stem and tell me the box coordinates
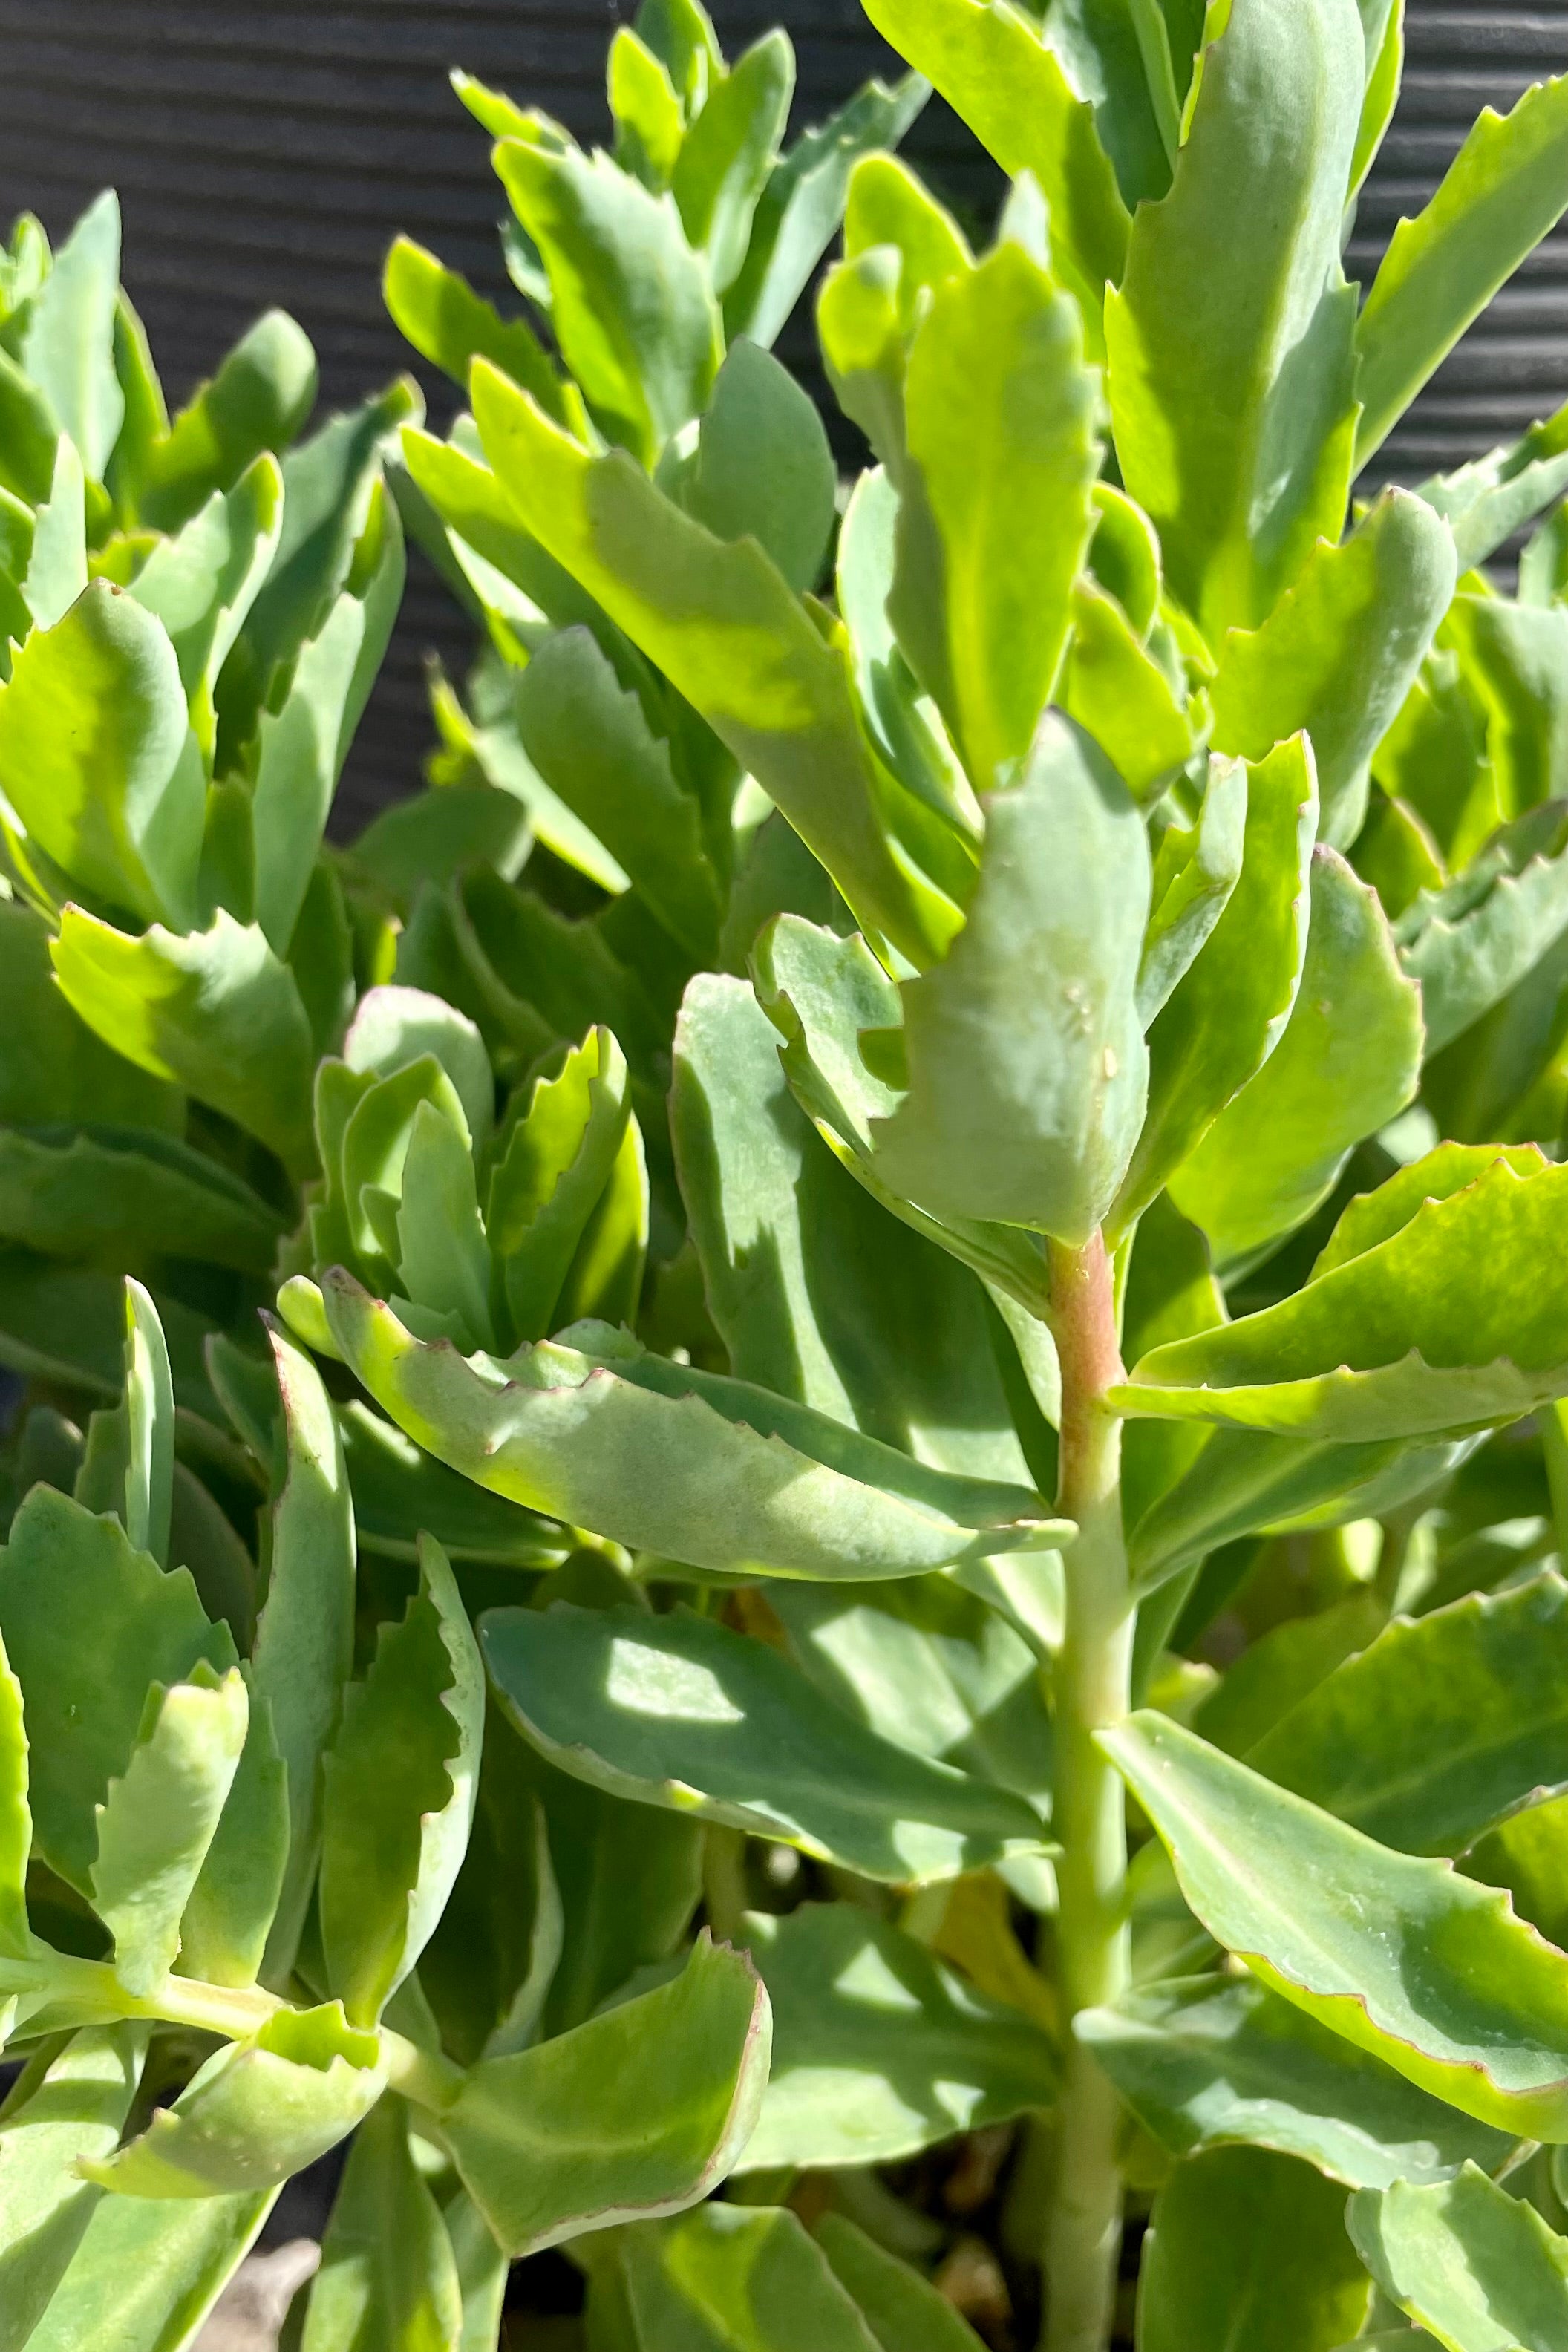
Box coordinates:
[1042,1234,1134,2352]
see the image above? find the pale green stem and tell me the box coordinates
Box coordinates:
[1042,1235,1134,2352]
[0,1945,466,2115]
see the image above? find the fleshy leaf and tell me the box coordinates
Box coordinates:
[1348,2164,1568,2351]
[82,2002,385,2197]
[672,33,794,295]
[298,2095,463,2352]
[1137,2147,1370,2352]
[442,1933,768,2257]
[1168,847,1422,1269]
[1103,1710,1568,2139]
[1355,74,1568,470]
[738,1901,1056,2172]
[318,1534,483,2026]
[1078,1974,1514,2189]
[1116,1154,1568,1440]
[1396,803,1568,1056]
[23,2189,277,2352]
[0,2025,148,2352]
[618,2203,881,2352]
[51,906,317,1175]
[481,1603,1050,1884]
[871,714,1150,1246]
[814,2215,986,2352]
[18,191,123,479]
[322,1276,1064,1581]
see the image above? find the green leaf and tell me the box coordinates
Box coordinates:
[1111,736,1317,1236]
[1137,2147,1368,2352]
[889,236,1101,788]
[0,580,205,930]
[19,191,124,480]
[1421,399,1568,571]
[0,898,180,1132]
[871,715,1150,1244]
[513,626,723,961]
[126,452,283,742]
[486,1023,641,1347]
[250,1322,356,1982]
[493,129,722,464]
[481,1601,1050,1884]
[383,233,579,425]
[21,433,87,631]
[22,2187,276,2352]
[1168,847,1422,1268]
[251,477,405,954]
[470,360,947,967]
[174,1673,289,1992]
[1116,1152,1568,1440]
[395,1099,495,1350]
[610,28,686,190]
[679,336,837,598]
[1349,2164,1568,2350]
[1103,1710,1568,2137]
[739,1901,1056,2172]
[342,979,494,1149]
[1248,1570,1568,1856]
[324,1277,1062,1579]
[1062,578,1203,803]
[634,0,722,122]
[813,2215,986,2352]
[672,973,1036,1484]
[1396,803,1568,1056]
[442,1932,768,2257]
[1442,592,1568,819]
[0,1630,27,1963]
[137,308,317,535]
[0,1126,282,1272]
[88,1663,247,1995]
[1105,0,1362,638]
[1079,1973,1514,2189]
[0,2026,148,2352]
[1356,74,1568,471]
[300,2096,463,2351]
[1137,757,1248,1023]
[51,906,317,1175]
[319,1535,483,2027]
[860,0,1128,354]
[619,2203,881,2351]
[0,347,62,507]
[1210,489,1458,848]
[82,2001,385,2195]
[724,73,931,352]
[0,1485,232,1898]
[768,1577,1051,1807]
[673,33,794,295]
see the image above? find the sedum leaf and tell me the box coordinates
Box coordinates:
[480,1602,1050,1885]
[1396,802,1568,1056]
[18,190,123,480]
[1117,1153,1568,1440]
[889,233,1101,789]
[0,580,206,931]
[135,307,316,535]
[672,32,795,294]
[1355,74,1568,470]
[82,2002,385,2197]
[871,714,1151,1245]
[383,232,579,425]
[1111,736,1317,1237]
[1103,1710,1568,2139]
[618,2203,881,2351]
[89,1662,249,1995]
[1078,1974,1514,2190]
[1105,0,1362,640]
[679,335,837,598]
[860,0,1128,352]
[318,1535,483,2027]
[1348,2163,1568,2351]
[493,128,722,464]
[1209,489,1457,849]
[299,2095,463,2352]
[0,895,182,1134]
[0,1126,281,1273]
[22,2189,277,2352]
[813,2215,986,2352]
[739,1901,1057,2172]
[321,1276,1063,1581]
[250,1322,356,1982]
[0,2025,148,2352]
[1168,846,1422,1269]
[1137,2146,1369,2352]
[51,906,317,1175]
[1247,1569,1568,1857]
[125,452,282,745]
[442,1932,768,2257]
[0,1628,27,1962]
[1420,396,1568,571]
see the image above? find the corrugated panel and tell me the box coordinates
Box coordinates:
[0,1,1562,824]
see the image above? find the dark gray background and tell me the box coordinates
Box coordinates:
[0,0,1563,828]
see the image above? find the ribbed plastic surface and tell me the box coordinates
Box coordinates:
[0,1,1562,820]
